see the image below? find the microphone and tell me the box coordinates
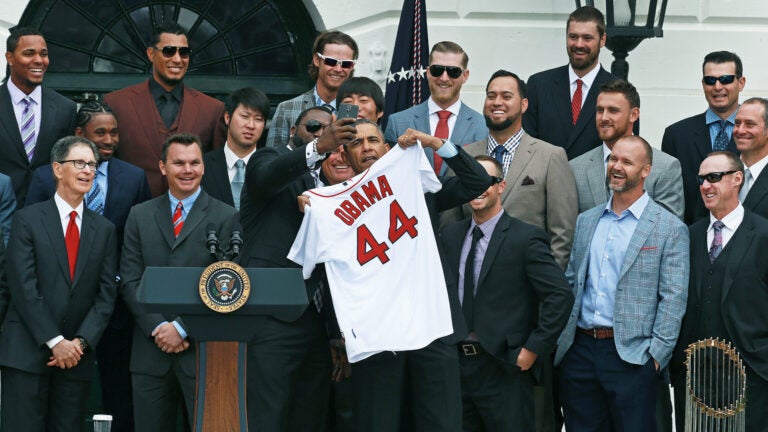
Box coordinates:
[229,224,243,259]
[206,223,219,259]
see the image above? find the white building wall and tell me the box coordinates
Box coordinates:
[2,0,768,148]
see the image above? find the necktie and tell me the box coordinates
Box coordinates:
[159,93,177,128]
[492,145,507,165]
[713,120,729,151]
[709,220,725,263]
[65,211,79,281]
[462,226,484,331]
[86,170,105,214]
[571,79,583,125]
[433,110,451,176]
[172,201,184,238]
[20,96,36,161]
[739,168,752,202]
[322,103,335,114]
[231,159,245,210]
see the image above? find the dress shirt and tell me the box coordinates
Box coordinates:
[705,108,737,148]
[427,98,461,139]
[223,143,256,182]
[314,86,337,111]
[47,193,85,348]
[458,208,504,304]
[602,143,612,175]
[578,192,650,329]
[568,63,601,107]
[7,79,42,137]
[486,128,525,177]
[707,203,744,251]
[93,160,109,199]
[149,78,183,121]
[741,153,768,198]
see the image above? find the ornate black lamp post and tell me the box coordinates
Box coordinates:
[575,0,668,80]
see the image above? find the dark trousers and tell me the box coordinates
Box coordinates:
[351,339,461,432]
[96,298,135,432]
[1,366,90,432]
[460,345,535,432]
[557,333,658,432]
[246,306,331,432]
[131,359,195,432]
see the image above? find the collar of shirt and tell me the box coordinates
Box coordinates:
[708,203,744,250]
[168,187,201,220]
[487,128,524,155]
[604,191,650,220]
[54,192,84,234]
[314,86,336,109]
[223,143,256,180]
[602,142,612,173]
[470,207,505,238]
[568,63,601,100]
[149,77,183,103]
[742,152,768,180]
[427,97,461,118]
[705,107,738,126]
[7,79,42,105]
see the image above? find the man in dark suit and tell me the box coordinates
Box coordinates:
[24,100,150,432]
[523,6,617,160]
[733,97,768,218]
[0,27,76,206]
[0,136,117,432]
[104,22,226,198]
[120,133,237,432]
[385,41,488,175]
[0,173,15,245]
[662,51,745,225]
[440,155,573,431]
[202,87,269,209]
[673,151,768,432]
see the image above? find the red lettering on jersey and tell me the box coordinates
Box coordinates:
[377,175,393,198]
[357,224,390,265]
[334,209,355,226]
[340,200,361,219]
[361,181,382,204]
[350,191,371,212]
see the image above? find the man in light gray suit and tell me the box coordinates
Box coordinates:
[555,136,689,432]
[385,41,487,176]
[570,80,684,220]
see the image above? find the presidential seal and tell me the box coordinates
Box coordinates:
[198,261,250,313]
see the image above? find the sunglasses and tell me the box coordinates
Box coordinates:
[491,176,504,184]
[429,65,464,79]
[317,53,356,69]
[300,119,329,134]
[154,45,191,59]
[696,170,738,185]
[702,75,736,85]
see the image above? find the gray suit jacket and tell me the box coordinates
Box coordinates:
[384,99,487,175]
[570,146,685,221]
[462,134,577,269]
[555,198,689,369]
[266,89,315,148]
[120,190,237,376]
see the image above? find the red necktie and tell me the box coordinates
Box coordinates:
[65,211,79,281]
[172,201,184,238]
[571,79,583,125]
[433,110,451,175]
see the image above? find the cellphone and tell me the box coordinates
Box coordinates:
[337,103,359,120]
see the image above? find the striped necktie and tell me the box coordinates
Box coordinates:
[86,170,105,214]
[20,96,36,161]
[172,201,184,238]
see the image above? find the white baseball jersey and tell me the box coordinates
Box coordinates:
[288,145,453,363]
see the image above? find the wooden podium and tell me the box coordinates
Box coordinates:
[138,266,308,432]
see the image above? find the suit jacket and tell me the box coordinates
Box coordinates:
[460,134,578,269]
[384,100,488,175]
[570,146,685,220]
[661,112,739,225]
[104,80,226,198]
[0,199,117,379]
[25,157,151,250]
[120,190,237,376]
[265,89,315,149]
[675,211,768,381]
[0,173,15,245]
[555,198,689,369]
[523,65,616,160]
[440,212,573,371]
[743,166,768,219]
[0,82,77,206]
[201,147,235,207]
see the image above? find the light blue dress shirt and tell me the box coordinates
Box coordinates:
[705,108,737,149]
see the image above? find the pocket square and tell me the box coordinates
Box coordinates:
[521,176,535,186]
[640,246,657,251]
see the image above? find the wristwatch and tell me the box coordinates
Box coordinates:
[77,336,88,351]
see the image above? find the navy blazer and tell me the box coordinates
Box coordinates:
[25,157,151,250]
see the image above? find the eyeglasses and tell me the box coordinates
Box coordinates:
[696,170,738,185]
[317,53,356,69]
[154,45,191,59]
[702,75,737,86]
[429,65,464,79]
[491,176,504,184]
[300,119,329,134]
[59,159,98,171]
